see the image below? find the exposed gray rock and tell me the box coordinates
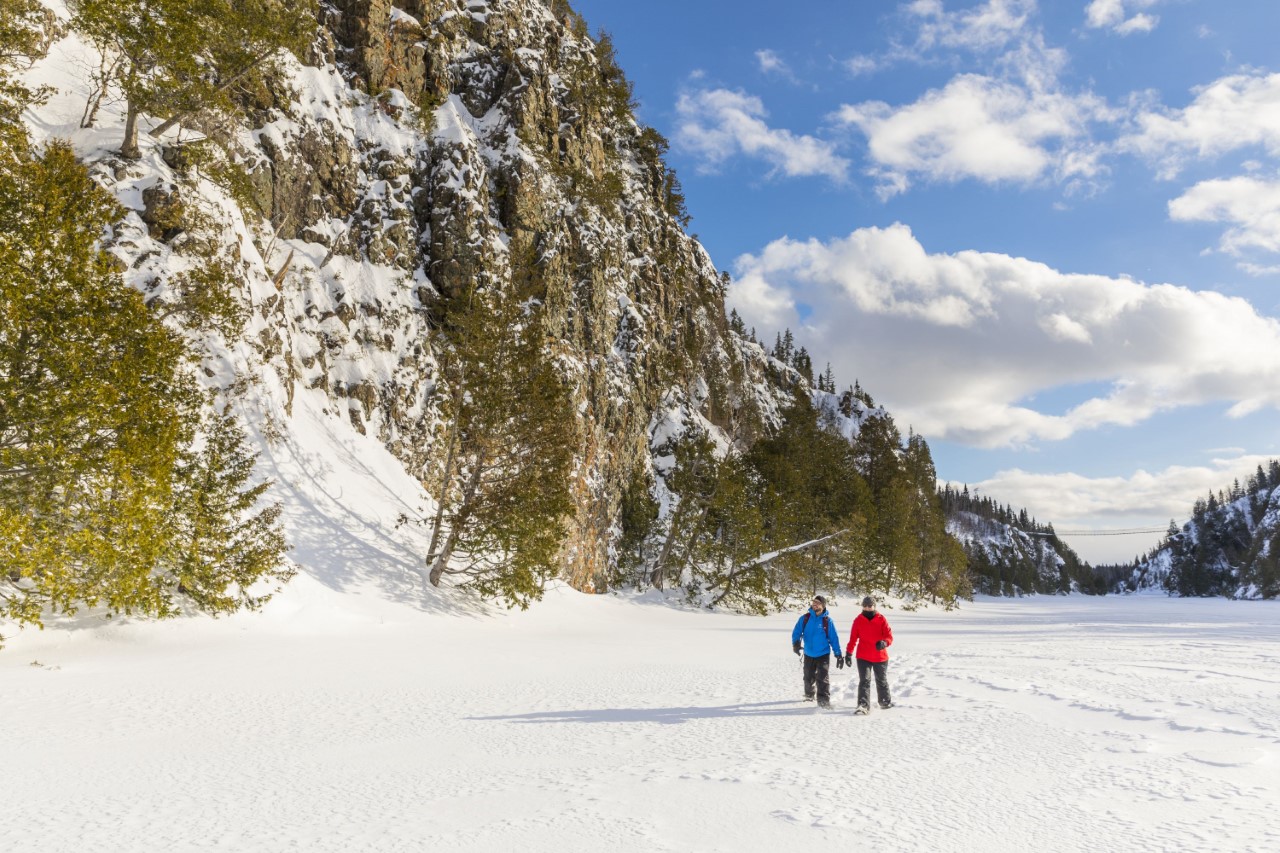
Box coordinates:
[205,0,793,591]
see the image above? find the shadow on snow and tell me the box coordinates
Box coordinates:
[469,699,854,724]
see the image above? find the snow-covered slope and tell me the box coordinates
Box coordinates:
[1123,479,1280,599]
[947,510,1088,595]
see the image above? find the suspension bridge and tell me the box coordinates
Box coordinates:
[1026,527,1169,537]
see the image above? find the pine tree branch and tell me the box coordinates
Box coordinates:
[150,46,278,138]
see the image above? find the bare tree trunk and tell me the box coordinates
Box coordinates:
[81,53,120,129]
[427,455,485,587]
[427,524,460,587]
[424,390,462,584]
[119,100,141,160]
[651,501,689,590]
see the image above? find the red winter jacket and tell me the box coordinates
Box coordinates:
[846,611,893,662]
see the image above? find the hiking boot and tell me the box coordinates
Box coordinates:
[803,694,815,702]
[854,705,870,716]
[817,700,831,709]
[879,702,895,709]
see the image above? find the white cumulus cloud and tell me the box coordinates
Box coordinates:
[832,74,1110,197]
[847,0,1046,77]
[1121,72,1280,178]
[729,224,1280,448]
[1084,0,1162,35]
[1169,175,1280,257]
[674,88,850,182]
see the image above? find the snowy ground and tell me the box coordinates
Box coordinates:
[4,584,1277,852]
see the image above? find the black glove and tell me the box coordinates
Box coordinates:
[844,654,852,667]
[876,640,887,650]
[835,654,844,669]
[793,640,802,656]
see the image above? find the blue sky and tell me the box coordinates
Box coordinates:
[571,0,1280,563]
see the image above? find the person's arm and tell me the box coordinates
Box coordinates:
[874,618,893,652]
[792,616,804,645]
[827,619,841,655]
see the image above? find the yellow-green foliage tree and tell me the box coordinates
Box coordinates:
[69,0,317,158]
[0,11,290,640]
[0,140,292,633]
[0,136,190,624]
[165,408,290,613]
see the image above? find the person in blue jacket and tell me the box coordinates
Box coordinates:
[790,595,844,707]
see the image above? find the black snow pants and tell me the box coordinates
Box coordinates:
[802,653,831,704]
[856,658,891,708]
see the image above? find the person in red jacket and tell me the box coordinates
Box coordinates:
[844,595,893,714]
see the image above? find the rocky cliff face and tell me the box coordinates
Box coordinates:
[108,0,785,591]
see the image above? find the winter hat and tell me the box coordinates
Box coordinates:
[861,596,876,608]
[812,595,827,605]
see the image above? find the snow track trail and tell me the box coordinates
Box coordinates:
[4,592,1278,852]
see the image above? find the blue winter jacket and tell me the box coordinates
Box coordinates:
[791,607,842,658]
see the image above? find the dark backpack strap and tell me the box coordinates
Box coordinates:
[802,612,829,631]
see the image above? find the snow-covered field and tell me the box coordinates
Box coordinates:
[5,583,1277,852]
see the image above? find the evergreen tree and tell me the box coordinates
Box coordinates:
[819,363,835,394]
[0,0,48,141]
[728,308,745,336]
[746,389,871,595]
[422,280,575,607]
[1,141,190,625]
[852,410,912,591]
[650,426,719,592]
[0,138,291,633]
[902,432,966,602]
[687,453,772,611]
[614,466,660,587]
[590,30,637,123]
[838,385,856,418]
[648,426,780,611]
[69,0,316,159]
[162,407,291,613]
[792,346,813,383]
